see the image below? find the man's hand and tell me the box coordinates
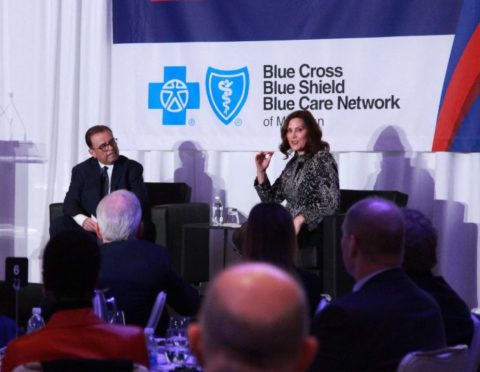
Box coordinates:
[82,217,98,232]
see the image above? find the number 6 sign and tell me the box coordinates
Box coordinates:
[5,257,28,289]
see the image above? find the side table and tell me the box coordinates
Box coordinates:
[182,223,241,271]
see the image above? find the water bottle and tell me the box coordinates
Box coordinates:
[144,327,158,371]
[212,196,224,225]
[27,307,45,334]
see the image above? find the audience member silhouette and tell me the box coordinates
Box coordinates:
[2,230,148,372]
[0,315,16,348]
[403,207,473,346]
[242,202,322,317]
[311,197,446,371]
[188,262,318,372]
[96,189,199,335]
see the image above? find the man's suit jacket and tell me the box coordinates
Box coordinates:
[408,271,473,346]
[99,239,200,333]
[2,308,148,372]
[63,155,148,218]
[311,268,447,371]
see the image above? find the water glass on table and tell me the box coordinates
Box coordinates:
[225,208,240,227]
[108,310,125,325]
[165,315,193,366]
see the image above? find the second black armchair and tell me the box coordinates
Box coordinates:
[146,182,210,283]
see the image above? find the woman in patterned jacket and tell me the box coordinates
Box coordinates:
[254,109,340,235]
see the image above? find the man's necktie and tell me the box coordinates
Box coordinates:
[100,166,109,197]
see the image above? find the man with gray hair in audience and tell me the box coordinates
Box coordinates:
[188,262,318,372]
[96,189,199,334]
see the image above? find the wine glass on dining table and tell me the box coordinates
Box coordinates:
[108,310,125,325]
[164,315,195,366]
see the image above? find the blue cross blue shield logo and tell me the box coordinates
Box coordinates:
[206,67,249,125]
[149,66,200,125]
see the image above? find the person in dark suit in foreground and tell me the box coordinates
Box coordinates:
[49,125,151,238]
[2,230,148,372]
[96,189,199,334]
[311,197,446,371]
[402,207,473,346]
[188,262,318,372]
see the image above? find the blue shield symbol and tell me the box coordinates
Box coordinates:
[206,67,249,125]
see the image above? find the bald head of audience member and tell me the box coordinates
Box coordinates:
[188,263,317,372]
[96,190,142,243]
[341,197,405,281]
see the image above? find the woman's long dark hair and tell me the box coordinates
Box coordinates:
[242,203,298,269]
[279,110,329,158]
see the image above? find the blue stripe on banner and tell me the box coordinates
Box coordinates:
[112,0,463,44]
[451,98,480,151]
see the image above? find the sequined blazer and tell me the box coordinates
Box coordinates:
[255,150,340,230]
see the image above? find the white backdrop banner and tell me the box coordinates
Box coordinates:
[111,0,479,152]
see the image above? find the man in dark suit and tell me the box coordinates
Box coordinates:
[49,125,150,237]
[311,197,446,371]
[96,189,199,334]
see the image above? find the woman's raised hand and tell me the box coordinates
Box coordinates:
[256,151,274,171]
[255,151,274,184]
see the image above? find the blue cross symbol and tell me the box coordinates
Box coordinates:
[148,66,200,125]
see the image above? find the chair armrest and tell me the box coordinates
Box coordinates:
[151,203,209,245]
[49,203,64,223]
[150,203,210,282]
[150,207,167,246]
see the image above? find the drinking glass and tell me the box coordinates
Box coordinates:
[155,337,171,367]
[165,316,191,365]
[166,315,189,343]
[225,208,240,226]
[108,310,125,325]
[165,342,190,366]
[0,345,6,369]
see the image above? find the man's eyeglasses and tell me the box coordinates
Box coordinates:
[93,138,118,152]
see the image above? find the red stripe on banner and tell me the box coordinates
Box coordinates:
[432,24,480,151]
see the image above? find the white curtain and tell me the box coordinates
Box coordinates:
[1,0,478,308]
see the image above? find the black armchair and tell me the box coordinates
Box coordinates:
[145,183,210,283]
[299,189,408,299]
[49,182,210,284]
